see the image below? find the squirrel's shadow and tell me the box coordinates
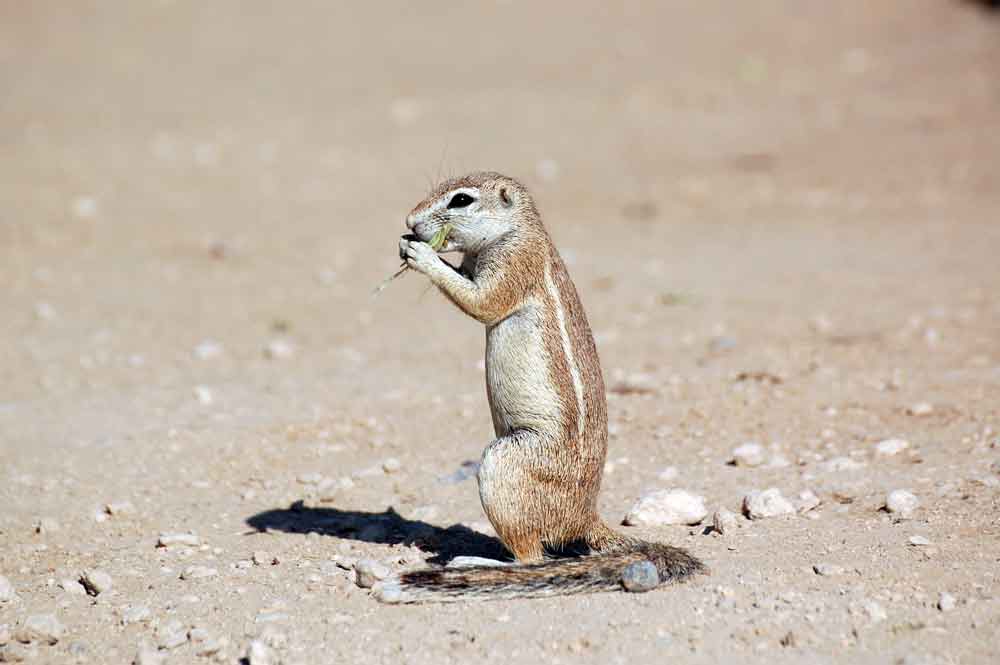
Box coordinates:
[245,502,510,565]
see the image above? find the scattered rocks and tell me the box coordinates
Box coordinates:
[742,488,795,519]
[813,563,846,577]
[712,509,739,535]
[876,438,910,457]
[253,551,277,566]
[180,565,218,581]
[354,559,390,588]
[885,490,919,517]
[937,592,957,612]
[731,442,765,467]
[157,533,200,548]
[623,489,707,526]
[79,569,113,596]
[621,561,660,592]
[14,614,63,645]
[0,576,15,603]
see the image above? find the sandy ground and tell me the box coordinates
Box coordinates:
[2,1,1000,663]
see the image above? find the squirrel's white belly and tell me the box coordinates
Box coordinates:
[484,300,563,438]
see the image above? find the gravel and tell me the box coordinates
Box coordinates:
[15,614,63,645]
[621,561,660,592]
[712,509,739,535]
[180,565,218,581]
[742,488,795,519]
[79,569,113,596]
[353,559,390,588]
[623,489,707,526]
[885,490,919,517]
[937,592,957,612]
[731,442,765,467]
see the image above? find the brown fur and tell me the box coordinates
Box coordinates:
[383,172,704,603]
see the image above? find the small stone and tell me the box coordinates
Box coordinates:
[382,457,402,474]
[104,501,136,516]
[731,442,765,467]
[157,533,200,548]
[121,605,151,625]
[796,490,822,513]
[822,456,864,472]
[876,438,910,457]
[813,563,846,576]
[446,556,508,568]
[862,599,887,623]
[712,509,739,535]
[252,551,276,566]
[180,566,218,581]
[58,578,85,596]
[742,488,795,519]
[296,472,323,485]
[244,639,273,665]
[937,592,957,612]
[79,569,113,596]
[907,402,934,416]
[908,535,932,546]
[263,339,294,360]
[0,576,16,603]
[621,561,659,592]
[885,490,919,517]
[623,489,707,526]
[353,559,390,588]
[15,614,63,645]
[193,385,214,405]
[155,620,187,649]
[193,340,223,360]
[133,642,164,665]
[34,517,60,534]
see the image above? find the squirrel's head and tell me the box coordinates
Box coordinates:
[406,172,537,254]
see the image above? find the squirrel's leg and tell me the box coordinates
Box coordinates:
[476,430,547,563]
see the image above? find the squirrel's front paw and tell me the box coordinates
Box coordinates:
[401,238,439,275]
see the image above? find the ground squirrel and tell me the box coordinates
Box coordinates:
[378,171,703,603]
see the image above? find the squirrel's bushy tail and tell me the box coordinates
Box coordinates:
[374,527,704,604]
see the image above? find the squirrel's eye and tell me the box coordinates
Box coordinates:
[447,193,475,209]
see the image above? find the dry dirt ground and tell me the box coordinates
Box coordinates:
[2,2,1000,664]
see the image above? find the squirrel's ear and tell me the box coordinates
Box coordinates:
[499,187,513,208]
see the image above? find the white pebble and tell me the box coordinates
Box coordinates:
[252,551,276,566]
[908,535,932,546]
[134,642,165,665]
[862,599,887,623]
[79,569,113,596]
[157,533,200,548]
[353,559,390,588]
[712,508,739,535]
[193,340,223,360]
[245,639,273,665]
[59,579,85,596]
[71,196,98,219]
[822,456,864,472]
[742,488,795,519]
[382,458,402,474]
[731,442,765,467]
[796,490,822,513]
[193,385,214,405]
[296,472,323,485]
[104,501,136,516]
[263,339,294,359]
[180,565,218,581]
[876,438,910,457]
[16,614,63,645]
[121,605,151,625]
[885,490,919,517]
[624,489,707,526]
[0,575,14,603]
[155,620,187,649]
[937,592,957,612]
[813,563,845,576]
[907,402,934,416]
